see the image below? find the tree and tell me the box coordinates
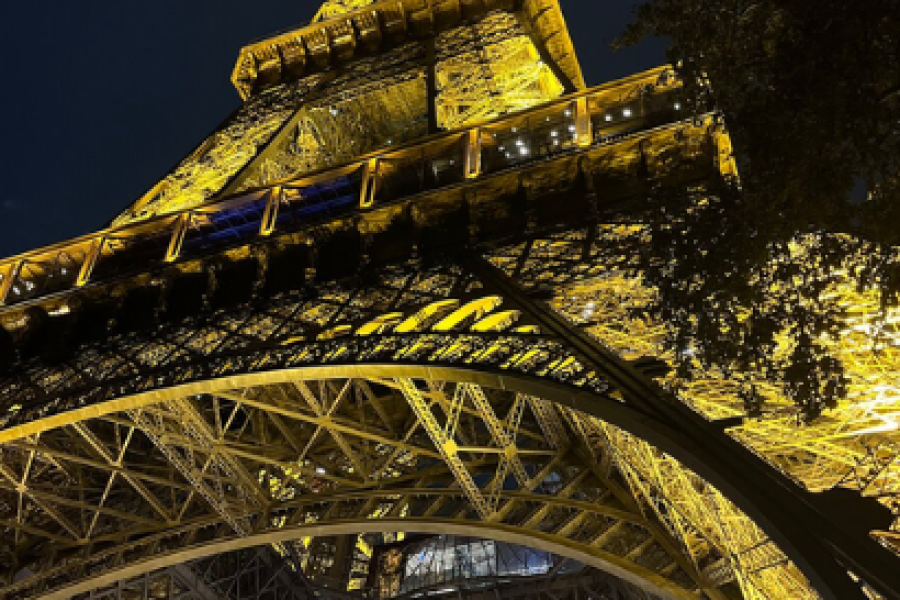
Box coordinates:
[617,0,900,420]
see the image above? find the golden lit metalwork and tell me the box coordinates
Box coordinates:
[433,14,565,130]
[528,235,900,599]
[0,0,897,598]
[313,0,379,23]
[112,0,577,226]
[0,374,722,599]
[548,245,900,544]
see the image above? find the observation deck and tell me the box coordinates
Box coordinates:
[0,66,718,337]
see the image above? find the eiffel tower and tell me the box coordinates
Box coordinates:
[0,1,898,599]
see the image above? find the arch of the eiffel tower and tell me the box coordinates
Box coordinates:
[1,1,898,599]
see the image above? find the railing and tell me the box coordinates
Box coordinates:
[0,69,688,312]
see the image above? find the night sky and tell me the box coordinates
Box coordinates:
[0,1,663,258]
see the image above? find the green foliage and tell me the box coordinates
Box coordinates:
[617,0,900,420]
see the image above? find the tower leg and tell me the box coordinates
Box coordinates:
[463,252,899,600]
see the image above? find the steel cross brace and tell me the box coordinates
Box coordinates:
[463,253,900,600]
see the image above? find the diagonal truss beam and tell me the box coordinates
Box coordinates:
[395,377,494,519]
[71,423,173,525]
[464,253,898,600]
[0,462,82,541]
[293,381,368,481]
[127,398,265,535]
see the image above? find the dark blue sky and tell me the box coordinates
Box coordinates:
[0,1,663,257]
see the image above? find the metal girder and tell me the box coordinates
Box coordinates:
[0,72,687,305]
[81,545,314,600]
[127,398,266,535]
[463,384,530,487]
[89,543,667,600]
[0,373,718,600]
[1,236,898,598]
[396,377,494,519]
[215,389,443,464]
[0,0,897,592]
[2,230,899,598]
[293,381,368,481]
[0,462,82,541]
[71,423,173,525]
[465,253,899,600]
[526,395,569,451]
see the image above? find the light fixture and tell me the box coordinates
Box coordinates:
[519,147,529,156]
[550,130,558,137]
[605,114,612,122]
[315,467,326,475]
[623,108,632,117]
[329,107,338,116]
[674,102,682,110]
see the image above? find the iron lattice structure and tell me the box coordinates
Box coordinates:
[80,542,662,600]
[0,1,898,599]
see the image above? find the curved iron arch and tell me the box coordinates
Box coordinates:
[0,251,896,599]
[0,357,886,600]
[24,514,702,600]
